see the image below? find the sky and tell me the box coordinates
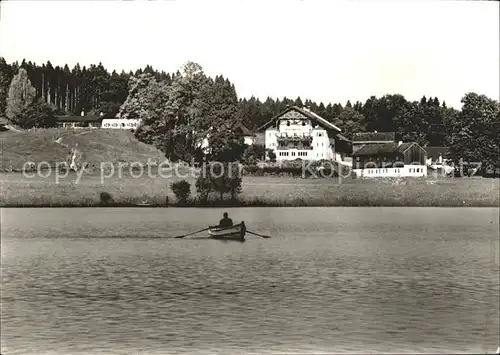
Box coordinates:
[0,0,498,109]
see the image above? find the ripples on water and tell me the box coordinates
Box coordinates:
[1,207,499,354]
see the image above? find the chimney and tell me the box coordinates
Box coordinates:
[398,141,403,146]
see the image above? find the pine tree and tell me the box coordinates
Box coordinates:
[6,68,54,128]
[6,68,37,124]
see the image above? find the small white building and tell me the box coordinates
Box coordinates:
[55,115,102,129]
[101,118,141,130]
[256,106,351,161]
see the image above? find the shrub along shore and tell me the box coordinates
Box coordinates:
[1,173,498,208]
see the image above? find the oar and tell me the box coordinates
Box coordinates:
[246,230,271,239]
[175,227,211,239]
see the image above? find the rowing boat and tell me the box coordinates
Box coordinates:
[208,221,246,241]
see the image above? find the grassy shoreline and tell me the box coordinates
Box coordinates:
[2,128,498,208]
[1,172,498,208]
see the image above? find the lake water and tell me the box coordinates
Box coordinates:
[1,207,499,354]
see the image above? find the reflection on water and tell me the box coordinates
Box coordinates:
[1,207,499,354]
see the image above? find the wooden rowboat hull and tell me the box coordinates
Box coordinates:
[208,222,246,241]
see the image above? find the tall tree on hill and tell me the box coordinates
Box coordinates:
[6,68,54,128]
[118,73,169,145]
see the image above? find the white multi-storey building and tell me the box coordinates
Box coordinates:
[256,106,350,161]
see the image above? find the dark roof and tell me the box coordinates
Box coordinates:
[352,132,395,142]
[55,115,102,122]
[257,106,341,133]
[336,134,350,142]
[233,124,254,136]
[353,142,424,156]
[424,146,449,159]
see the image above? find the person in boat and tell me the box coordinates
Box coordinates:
[218,212,233,228]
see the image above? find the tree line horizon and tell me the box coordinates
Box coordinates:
[1,57,498,168]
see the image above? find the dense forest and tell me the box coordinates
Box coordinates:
[1,57,498,167]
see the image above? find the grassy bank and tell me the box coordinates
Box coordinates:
[1,172,498,207]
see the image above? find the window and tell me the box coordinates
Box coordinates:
[317,132,323,137]
[302,121,306,126]
[292,152,296,156]
[287,121,291,126]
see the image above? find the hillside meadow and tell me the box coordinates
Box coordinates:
[0,128,166,171]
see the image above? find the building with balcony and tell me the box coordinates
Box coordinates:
[256,106,351,161]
